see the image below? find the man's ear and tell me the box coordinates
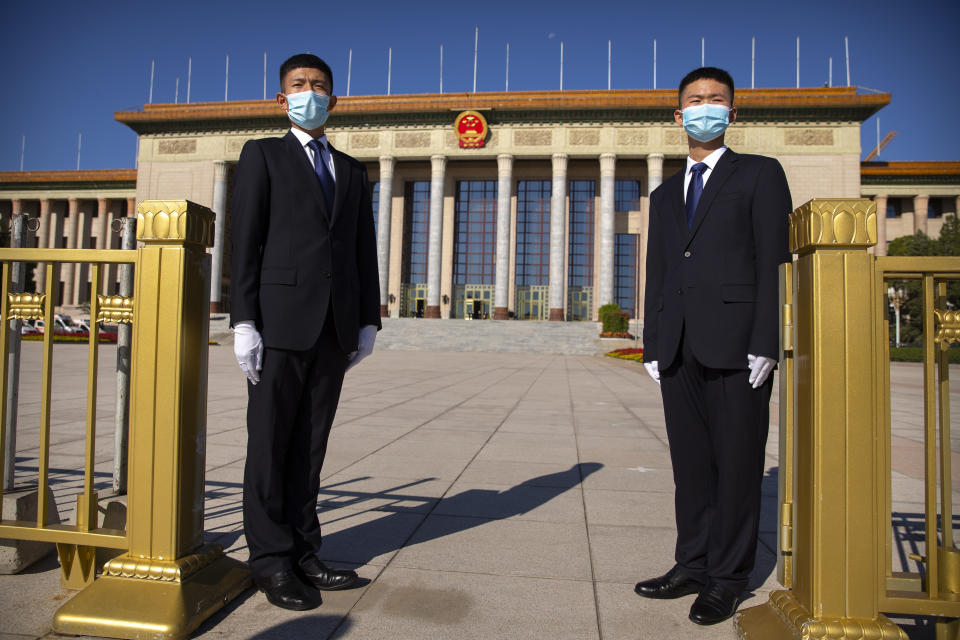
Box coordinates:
[276,91,288,112]
[729,106,737,124]
[328,95,338,111]
[674,109,684,126]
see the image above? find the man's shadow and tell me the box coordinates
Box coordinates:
[315,462,603,567]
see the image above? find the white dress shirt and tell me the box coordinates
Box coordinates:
[683,146,727,203]
[289,127,336,182]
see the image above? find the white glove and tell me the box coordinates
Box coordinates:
[643,360,660,385]
[346,325,377,372]
[233,321,263,385]
[747,354,776,389]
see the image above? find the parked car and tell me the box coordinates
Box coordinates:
[35,314,83,334]
[75,319,120,341]
[19,319,39,335]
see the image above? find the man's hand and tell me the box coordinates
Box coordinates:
[747,354,776,389]
[644,360,661,385]
[346,325,378,372]
[233,321,263,385]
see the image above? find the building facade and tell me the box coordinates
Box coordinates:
[6,87,955,322]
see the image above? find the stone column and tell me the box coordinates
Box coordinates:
[874,194,888,256]
[913,194,929,236]
[210,161,229,312]
[376,156,395,317]
[548,153,568,321]
[97,198,111,295]
[10,198,21,218]
[75,201,93,304]
[597,153,617,310]
[35,199,51,291]
[494,154,513,320]
[425,154,446,319]
[62,198,78,306]
[646,153,664,194]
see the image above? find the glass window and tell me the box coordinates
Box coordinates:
[886,198,902,219]
[614,234,638,317]
[516,181,551,287]
[568,180,596,288]
[615,180,641,213]
[401,181,430,285]
[453,180,497,285]
[929,198,944,219]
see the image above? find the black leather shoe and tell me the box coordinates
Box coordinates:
[299,553,359,591]
[634,566,705,599]
[689,582,741,625]
[255,569,322,610]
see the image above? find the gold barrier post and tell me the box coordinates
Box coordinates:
[777,261,794,589]
[736,199,907,639]
[52,201,251,639]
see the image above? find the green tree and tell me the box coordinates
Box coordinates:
[887,216,960,345]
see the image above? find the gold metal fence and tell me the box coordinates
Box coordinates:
[737,199,960,640]
[0,201,249,639]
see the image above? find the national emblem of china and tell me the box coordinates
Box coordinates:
[455,110,488,149]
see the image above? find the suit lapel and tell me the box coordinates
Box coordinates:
[686,149,739,244]
[283,131,331,225]
[330,145,350,227]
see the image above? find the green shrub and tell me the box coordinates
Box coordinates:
[598,303,629,334]
[889,346,960,364]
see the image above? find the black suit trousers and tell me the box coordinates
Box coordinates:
[243,310,347,579]
[660,334,771,592]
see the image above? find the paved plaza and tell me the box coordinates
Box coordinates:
[0,338,954,639]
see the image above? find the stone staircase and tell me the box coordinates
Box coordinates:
[210,315,644,356]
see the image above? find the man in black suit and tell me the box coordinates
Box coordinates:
[636,67,791,625]
[230,53,381,611]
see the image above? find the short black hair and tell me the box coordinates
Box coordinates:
[279,54,334,93]
[678,67,734,107]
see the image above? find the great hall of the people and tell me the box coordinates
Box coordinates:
[1,87,958,324]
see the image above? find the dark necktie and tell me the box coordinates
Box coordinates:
[685,162,707,227]
[307,139,335,213]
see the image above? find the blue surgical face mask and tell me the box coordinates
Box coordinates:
[285,91,330,130]
[682,104,731,142]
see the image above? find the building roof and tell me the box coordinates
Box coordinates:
[0,169,137,191]
[861,161,960,186]
[115,87,890,134]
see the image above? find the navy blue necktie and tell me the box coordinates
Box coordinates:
[307,139,335,213]
[685,162,707,227]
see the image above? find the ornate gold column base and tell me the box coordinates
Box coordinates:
[735,591,908,640]
[52,546,250,640]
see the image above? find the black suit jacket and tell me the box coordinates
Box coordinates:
[230,131,381,352]
[642,149,791,371]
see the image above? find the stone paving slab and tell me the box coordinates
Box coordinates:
[0,343,954,639]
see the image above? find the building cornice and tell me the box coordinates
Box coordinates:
[115,87,890,135]
[861,161,960,186]
[0,169,137,191]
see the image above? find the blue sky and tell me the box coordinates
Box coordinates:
[1,0,956,171]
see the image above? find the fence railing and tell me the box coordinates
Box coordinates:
[736,199,960,640]
[0,201,249,639]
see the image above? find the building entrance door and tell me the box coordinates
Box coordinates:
[515,285,549,320]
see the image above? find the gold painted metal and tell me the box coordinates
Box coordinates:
[7,292,45,320]
[789,198,877,255]
[0,262,10,518]
[737,199,907,638]
[52,200,250,640]
[934,309,960,345]
[97,295,134,324]
[777,261,795,588]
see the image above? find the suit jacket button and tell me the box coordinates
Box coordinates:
[325,272,332,279]
[683,251,691,258]
[678,289,683,295]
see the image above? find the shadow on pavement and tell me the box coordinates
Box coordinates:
[316,462,603,567]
